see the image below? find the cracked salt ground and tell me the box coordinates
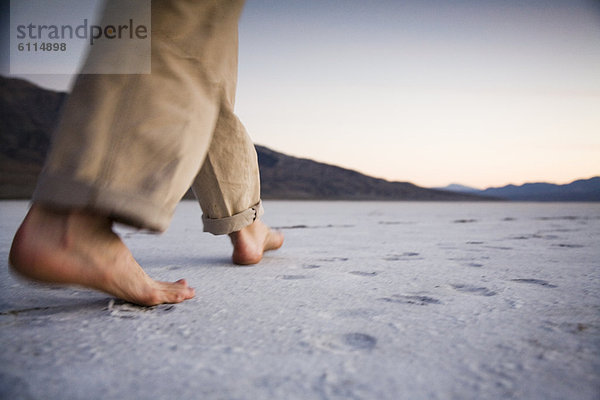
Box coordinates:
[107,299,176,319]
[1,201,599,400]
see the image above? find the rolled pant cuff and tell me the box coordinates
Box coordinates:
[33,173,172,232]
[202,201,264,235]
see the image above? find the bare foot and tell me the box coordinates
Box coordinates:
[8,205,195,306]
[229,219,284,265]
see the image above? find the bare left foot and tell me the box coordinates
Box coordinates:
[229,219,284,265]
[9,205,195,306]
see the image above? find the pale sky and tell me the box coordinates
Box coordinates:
[3,0,600,189]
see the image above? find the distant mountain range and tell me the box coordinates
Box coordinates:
[0,77,66,198]
[436,183,482,193]
[1,76,596,201]
[0,76,485,201]
[437,177,600,201]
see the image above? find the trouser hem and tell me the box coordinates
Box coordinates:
[202,201,263,235]
[33,173,172,232]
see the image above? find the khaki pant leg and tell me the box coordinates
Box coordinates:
[193,107,263,235]
[33,0,246,232]
[178,0,262,236]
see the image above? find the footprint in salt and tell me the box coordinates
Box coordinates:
[311,332,378,353]
[554,243,584,249]
[451,284,497,297]
[349,271,378,277]
[378,294,442,305]
[510,278,557,288]
[342,333,377,351]
[303,264,321,269]
[466,262,484,268]
[383,252,421,261]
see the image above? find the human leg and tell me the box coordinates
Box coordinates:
[192,106,284,264]
[187,0,283,263]
[9,0,248,304]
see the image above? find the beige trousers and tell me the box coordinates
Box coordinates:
[33,0,263,234]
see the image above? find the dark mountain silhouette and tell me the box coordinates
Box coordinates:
[478,178,600,201]
[255,145,488,200]
[437,178,600,201]
[0,75,486,201]
[0,76,66,198]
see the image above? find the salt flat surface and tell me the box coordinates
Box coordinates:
[1,200,599,400]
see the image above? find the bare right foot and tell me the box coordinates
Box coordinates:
[9,205,195,306]
[229,219,284,265]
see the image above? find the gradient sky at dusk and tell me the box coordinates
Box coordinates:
[3,0,600,188]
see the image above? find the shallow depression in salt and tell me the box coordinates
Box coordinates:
[1,200,599,400]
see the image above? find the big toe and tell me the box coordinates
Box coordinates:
[143,281,195,305]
